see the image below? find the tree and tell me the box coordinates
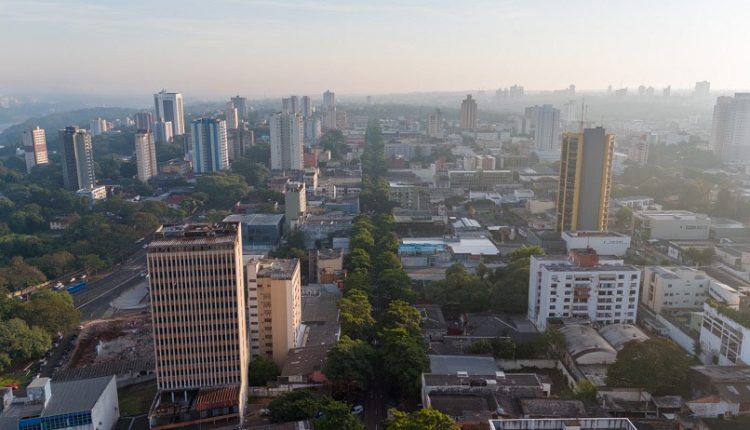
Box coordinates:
[323,336,376,393]
[249,356,280,386]
[350,229,375,252]
[268,390,322,423]
[314,400,365,430]
[384,408,459,430]
[374,269,415,307]
[713,188,737,218]
[339,289,375,340]
[195,172,250,208]
[16,290,81,336]
[343,269,370,294]
[379,300,421,335]
[28,251,76,278]
[78,254,107,275]
[379,327,428,398]
[231,158,269,187]
[574,380,598,403]
[319,130,347,160]
[605,338,691,395]
[467,339,516,359]
[0,318,51,362]
[374,251,402,273]
[0,256,47,292]
[615,207,633,230]
[344,249,371,273]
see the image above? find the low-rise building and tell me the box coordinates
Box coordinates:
[224,213,285,255]
[634,210,710,241]
[0,376,118,430]
[699,300,750,365]
[309,249,343,283]
[528,250,641,331]
[389,182,428,210]
[561,231,631,257]
[76,185,107,201]
[688,366,750,417]
[613,196,656,210]
[641,267,711,313]
[488,418,637,430]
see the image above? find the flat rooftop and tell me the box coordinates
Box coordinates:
[429,355,498,375]
[256,259,299,279]
[150,223,239,247]
[223,213,284,226]
[490,418,637,430]
[636,211,708,221]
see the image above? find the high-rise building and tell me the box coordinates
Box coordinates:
[663,86,671,97]
[336,110,347,130]
[59,126,95,191]
[89,117,108,136]
[509,84,524,98]
[226,103,239,130]
[154,90,185,136]
[245,258,301,366]
[301,96,312,118]
[284,182,306,229]
[270,112,304,170]
[528,249,640,331]
[227,126,255,161]
[134,112,154,131]
[134,131,157,182]
[694,81,711,97]
[190,118,229,173]
[147,223,248,411]
[153,121,173,144]
[556,127,614,232]
[533,105,561,151]
[22,126,48,173]
[427,109,443,138]
[304,118,321,144]
[231,95,248,120]
[460,94,477,130]
[322,90,336,130]
[711,93,750,161]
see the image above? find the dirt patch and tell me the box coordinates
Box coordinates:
[68,314,153,368]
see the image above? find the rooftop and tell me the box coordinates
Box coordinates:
[256,259,299,279]
[429,355,498,375]
[490,418,638,430]
[150,223,239,247]
[598,324,649,352]
[280,344,329,378]
[519,399,586,418]
[403,237,499,256]
[635,210,709,221]
[223,213,285,226]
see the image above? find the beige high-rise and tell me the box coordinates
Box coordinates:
[460,94,477,130]
[147,223,248,398]
[245,259,301,366]
[134,131,157,182]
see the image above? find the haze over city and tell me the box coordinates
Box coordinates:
[2,0,750,98]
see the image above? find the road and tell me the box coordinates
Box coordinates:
[364,379,388,430]
[73,248,148,321]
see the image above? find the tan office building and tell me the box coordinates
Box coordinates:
[245,259,301,367]
[147,223,248,395]
[556,127,615,232]
[460,94,478,130]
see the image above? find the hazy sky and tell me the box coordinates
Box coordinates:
[1,0,749,99]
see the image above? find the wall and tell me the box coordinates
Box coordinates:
[91,377,119,430]
[652,312,696,354]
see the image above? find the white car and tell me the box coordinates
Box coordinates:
[351,405,364,415]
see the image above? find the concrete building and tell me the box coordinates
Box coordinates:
[227,127,255,161]
[0,376,118,430]
[22,126,48,173]
[230,95,248,120]
[153,121,173,144]
[223,213,285,255]
[270,112,304,170]
[489,418,637,430]
[427,108,443,138]
[561,231,631,257]
[225,103,239,129]
[134,112,154,131]
[89,117,107,136]
[285,182,306,229]
[76,185,107,202]
[153,90,185,136]
[533,105,561,151]
[528,249,641,331]
[146,223,248,407]
[695,80,711,97]
[309,249,344,283]
[190,118,229,173]
[389,182,427,210]
[59,126,95,191]
[301,95,312,119]
[633,210,710,240]
[641,267,712,313]
[134,131,157,182]
[710,93,750,161]
[460,94,478,130]
[556,127,615,232]
[322,90,336,130]
[245,258,302,366]
[700,301,750,365]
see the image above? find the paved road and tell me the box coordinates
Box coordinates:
[364,379,388,430]
[73,248,148,321]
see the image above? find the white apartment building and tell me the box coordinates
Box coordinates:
[245,258,302,367]
[528,250,640,331]
[533,104,561,151]
[641,266,711,313]
[270,112,304,170]
[634,210,710,240]
[153,90,185,135]
[700,301,750,365]
[561,231,631,257]
[134,131,157,182]
[22,126,48,173]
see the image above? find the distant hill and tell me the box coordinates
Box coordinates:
[0,107,138,148]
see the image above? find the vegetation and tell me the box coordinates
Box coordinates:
[267,391,363,429]
[384,408,459,430]
[323,336,376,393]
[319,129,347,160]
[605,338,691,395]
[248,356,280,386]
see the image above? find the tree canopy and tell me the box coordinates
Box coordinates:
[605,338,691,395]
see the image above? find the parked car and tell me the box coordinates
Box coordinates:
[351,405,364,415]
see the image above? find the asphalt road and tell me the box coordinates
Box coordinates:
[364,379,389,430]
[73,248,148,321]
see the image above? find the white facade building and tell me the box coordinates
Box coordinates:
[153,90,185,135]
[533,105,561,151]
[528,250,641,331]
[270,112,304,170]
[134,131,157,182]
[641,266,712,313]
[190,118,229,173]
[700,301,750,365]
[89,117,107,136]
[634,210,710,240]
[561,231,631,257]
[22,126,48,173]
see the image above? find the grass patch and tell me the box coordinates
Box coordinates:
[118,382,157,416]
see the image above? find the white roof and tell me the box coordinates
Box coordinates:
[402,237,499,256]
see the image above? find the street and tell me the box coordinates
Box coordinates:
[364,379,389,430]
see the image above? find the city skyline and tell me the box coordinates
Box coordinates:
[2,0,750,98]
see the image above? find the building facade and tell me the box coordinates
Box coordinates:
[230,95,248,120]
[147,223,248,394]
[534,105,561,151]
[134,131,157,182]
[134,112,154,131]
[190,118,229,173]
[528,250,640,331]
[641,266,712,313]
[270,112,304,170]
[245,259,302,366]
[154,90,185,136]
[284,182,306,229]
[22,126,48,173]
[633,210,710,240]
[556,127,615,232]
[700,301,750,365]
[59,126,96,191]
[710,93,750,161]
[460,94,477,130]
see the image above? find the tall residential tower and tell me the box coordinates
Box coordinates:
[270,112,304,170]
[154,90,185,136]
[134,131,157,182]
[190,118,229,173]
[22,126,48,173]
[59,126,96,191]
[460,94,477,130]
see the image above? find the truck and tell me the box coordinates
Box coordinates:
[66,281,87,294]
